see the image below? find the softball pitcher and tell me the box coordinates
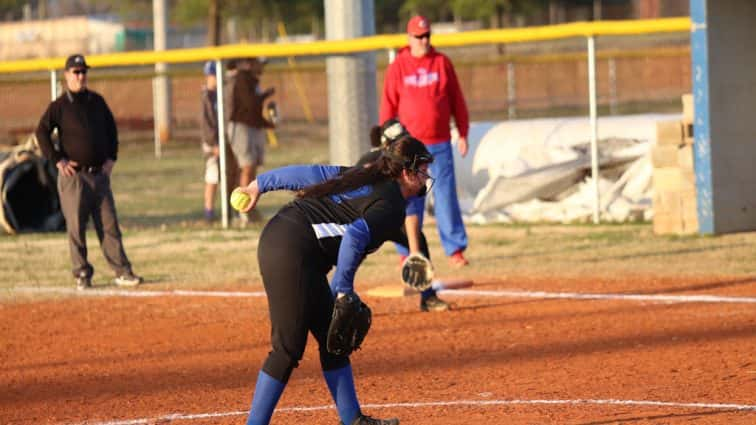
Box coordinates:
[236,136,433,425]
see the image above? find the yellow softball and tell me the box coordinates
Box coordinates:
[230,188,252,212]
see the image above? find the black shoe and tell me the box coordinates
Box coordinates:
[76,276,92,291]
[114,272,143,287]
[339,414,399,425]
[420,295,450,312]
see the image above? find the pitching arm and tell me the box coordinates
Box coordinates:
[256,165,345,193]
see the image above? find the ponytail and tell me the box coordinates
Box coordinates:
[298,137,432,199]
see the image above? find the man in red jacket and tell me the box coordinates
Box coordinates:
[380,15,470,269]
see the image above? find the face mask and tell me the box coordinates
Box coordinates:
[414,166,433,197]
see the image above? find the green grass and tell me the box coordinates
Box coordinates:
[1,123,756,299]
[111,124,329,228]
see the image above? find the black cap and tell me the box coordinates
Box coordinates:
[65,54,90,70]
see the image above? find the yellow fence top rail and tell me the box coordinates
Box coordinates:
[0,17,690,74]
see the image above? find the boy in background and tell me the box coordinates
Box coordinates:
[200,60,237,221]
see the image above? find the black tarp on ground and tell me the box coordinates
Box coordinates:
[0,137,64,234]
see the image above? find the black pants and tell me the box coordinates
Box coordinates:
[257,205,350,383]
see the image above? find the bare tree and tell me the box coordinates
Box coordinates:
[208,0,221,45]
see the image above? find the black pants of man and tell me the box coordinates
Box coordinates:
[257,205,350,383]
[57,170,132,279]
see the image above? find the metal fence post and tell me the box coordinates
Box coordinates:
[507,62,516,119]
[587,35,600,224]
[215,59,230,229]
[387,48,396,64]
[50,70,57,100]
[151,78,161,159]
[608,57,618,115]
[153,0,171,159]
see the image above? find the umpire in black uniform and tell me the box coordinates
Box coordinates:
[36,54,142,290]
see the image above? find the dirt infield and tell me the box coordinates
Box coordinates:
[2,275,755,424]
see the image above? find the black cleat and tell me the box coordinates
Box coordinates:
[339,413,399,425]
[76,276,92,291]
[420,295,450,312]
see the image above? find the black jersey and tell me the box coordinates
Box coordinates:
[294,178,406,258]
[257,165,406,293]
[36,89,119,167]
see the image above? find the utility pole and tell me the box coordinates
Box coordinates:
[38,0,47,19]
[324,0,377,165]
[153,0,172,158]
[208,0,222,45]
[593,0,602,20]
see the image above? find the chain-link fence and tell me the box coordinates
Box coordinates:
[0,34,690,146]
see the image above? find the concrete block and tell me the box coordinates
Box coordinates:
[678,186,697,202]
[681,217,699,234]
[656,120,684,146]
[653,211,684,235]
[653,188,698,235]
[651,145,679,168]
[653,167,686,191]
[682,93,694,124]
[654,190,682,216]
[681,192,699,234]
[677,145,694,170]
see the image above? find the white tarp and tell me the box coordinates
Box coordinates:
[447,114,679,224]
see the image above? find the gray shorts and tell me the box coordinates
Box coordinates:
[228,122,266,168]
[204,155,219,184]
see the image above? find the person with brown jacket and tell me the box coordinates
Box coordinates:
[225,57,275,223]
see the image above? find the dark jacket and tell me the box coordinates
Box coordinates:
[36,89,118,167]
[228,69,273,129]
[200,87,218,148]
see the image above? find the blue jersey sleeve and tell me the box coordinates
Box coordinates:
[257,165,344,193]
[405,195,425,216]
[330,218,371,295]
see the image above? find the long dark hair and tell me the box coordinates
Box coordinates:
[369,125,382,148]
[298,136,432,199]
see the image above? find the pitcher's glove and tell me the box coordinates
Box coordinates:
[401,253,434,291]
[327,293,372,356]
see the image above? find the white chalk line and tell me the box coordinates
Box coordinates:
[10,287,267,298]
[77,398,756,425]
[10,286,756,304]
[443,289,756,304]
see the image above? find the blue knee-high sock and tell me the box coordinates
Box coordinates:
[323,365,361,424]
[246,371,286,425]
